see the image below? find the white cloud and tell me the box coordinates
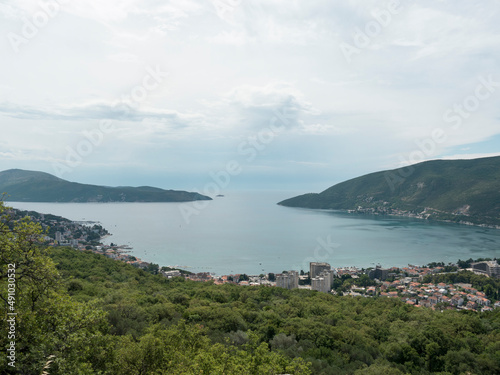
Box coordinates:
[440,152,500,160]
[107,53,140,63]
[218,83,320,131]
[297,123,357,136]
[0,0,499,188]
[0,101,205,126]
[226,83,312,111]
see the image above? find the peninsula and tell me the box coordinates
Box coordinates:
[0,169,212,202]
[278,156,500,227]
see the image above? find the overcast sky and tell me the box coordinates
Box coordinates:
[1,0,499,193]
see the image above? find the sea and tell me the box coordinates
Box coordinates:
[8,191,500,275]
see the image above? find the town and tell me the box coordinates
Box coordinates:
[205,261,500,313]
[12,207,500,314]
[349,204,500,229]
[7,208,153,270]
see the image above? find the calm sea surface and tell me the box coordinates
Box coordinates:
[9,191,500,275]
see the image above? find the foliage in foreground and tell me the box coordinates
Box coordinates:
[1,203,500,374]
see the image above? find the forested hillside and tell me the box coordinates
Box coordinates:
[0,169,211,202]
[1,202,500,374]
[279,156,500,227]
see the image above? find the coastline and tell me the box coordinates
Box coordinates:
[337,208,500,230]
[9,201,500,276]
[32,205,500,314]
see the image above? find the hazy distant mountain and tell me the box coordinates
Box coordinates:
[278,156,500,227]
[0,169,212,203]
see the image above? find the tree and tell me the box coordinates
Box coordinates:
[145,263,159,275]
[0,202,110,374]
[457,258,474,269]
[425,342,440,372]
[0,202,60,312]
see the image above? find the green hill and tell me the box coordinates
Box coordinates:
[5,245,500,374]
[0,169,211,202]
[278,156,500,227]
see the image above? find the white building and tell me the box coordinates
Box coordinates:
[162,270,182,278]
[471,261,500,279]
[311,270,335,293]
[310,262,331,279]
[276,270,299,289]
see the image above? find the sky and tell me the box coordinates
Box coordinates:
[0,0,499,194]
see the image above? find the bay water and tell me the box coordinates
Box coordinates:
[9,191,500,275]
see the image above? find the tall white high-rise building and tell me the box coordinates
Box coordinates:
[310,262,331,279]
[276,270,299,289]
[311,269,335,293]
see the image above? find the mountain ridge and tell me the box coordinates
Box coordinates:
[0,169,212,203]
[278,156,500,227]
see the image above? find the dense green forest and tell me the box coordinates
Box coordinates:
[1,203,500,374]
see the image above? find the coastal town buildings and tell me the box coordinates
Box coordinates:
[276,271,299,289]
[368,266,389,281]
[310,262,331,278]
[471,261,500,278]
[162,270,182,278]
[311,269,335,293]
